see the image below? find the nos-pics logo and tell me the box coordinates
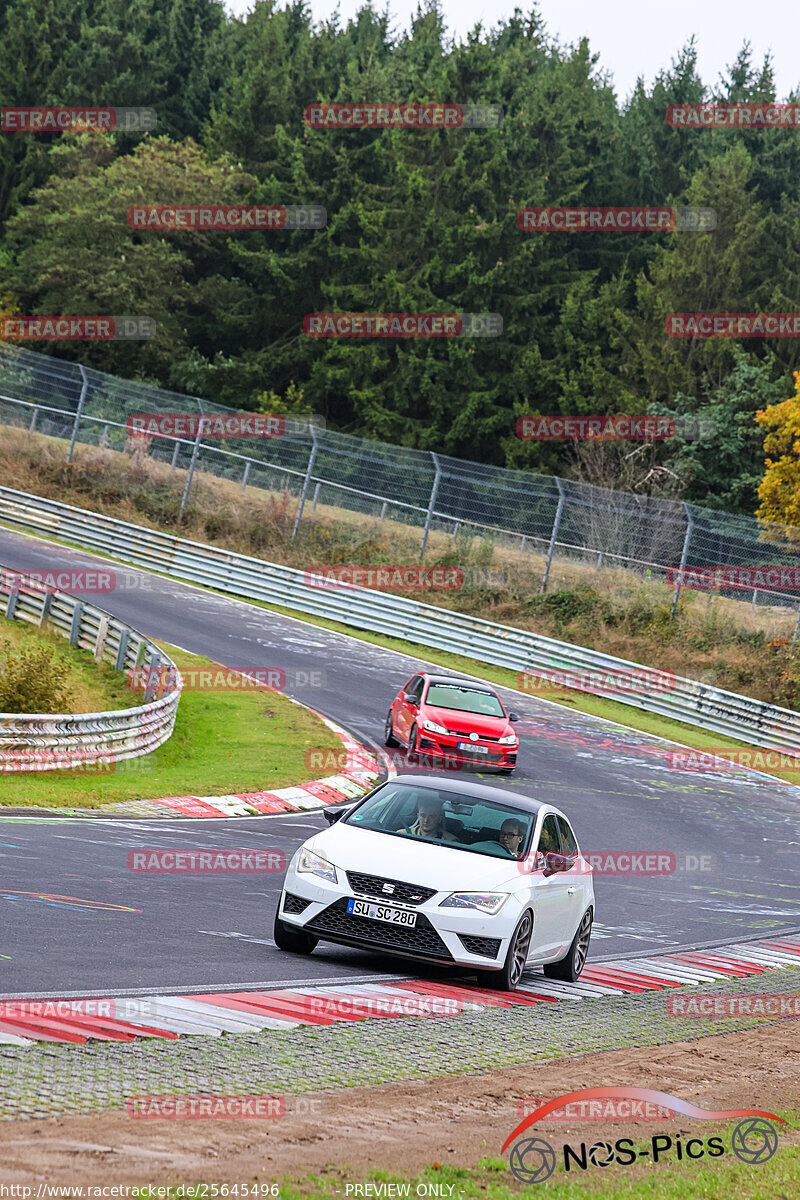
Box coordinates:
[502,1088,783,1184]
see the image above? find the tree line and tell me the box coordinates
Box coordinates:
[2,0,800,519]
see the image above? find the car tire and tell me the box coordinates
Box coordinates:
[407,723,420,757]
[543,908,592,982]
[498,767,514,776]
[477,910,533,992]
[384,708,399,747]
[273,909,318,955]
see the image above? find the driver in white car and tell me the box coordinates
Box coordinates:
[497,817,525,858]
[399,795,461,842]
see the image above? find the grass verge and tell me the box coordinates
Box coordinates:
[0,613,144,714]
[0,640,341,808]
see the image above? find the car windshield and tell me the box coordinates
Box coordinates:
[344,782,534,860]
[425,684,505,717]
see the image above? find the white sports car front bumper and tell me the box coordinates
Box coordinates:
[277,858,527,970]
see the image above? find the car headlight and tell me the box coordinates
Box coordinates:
[440,891,509,915]
[297,849,337,883]
[422,718,448,736]
[498,732,517,745]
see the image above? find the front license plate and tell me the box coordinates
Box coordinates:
[458,741,488,754]
[347,899,417,926]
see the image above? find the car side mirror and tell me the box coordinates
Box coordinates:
[508,711,520,722]
[404,693,418,705]
[542,851,569,877]
[323,805,351,825]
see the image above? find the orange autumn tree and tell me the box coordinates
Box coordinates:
[756,371,800,527]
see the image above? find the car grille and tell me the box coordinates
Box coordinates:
[307,898,453,959]
[447,729,503,742]
[346,871,437,906]
[282,892,311,914]
[458,933,502,959]
[458,750,506,763]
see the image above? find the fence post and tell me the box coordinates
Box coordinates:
[66,364,89,464]
[540,477,565,594]
[29,407,38,433]
[115,629,130,671]
[670,502,694,619]
[793,605,800,644]
[179,404,204,518]
[169,440,180,472]
[419,452,442,561]
[5,587,19,620]
[241,461,251,492]
[291,425,319,541]
[39,592,53,626]
[312,481,321,510]
[144,652,162,703]
[69,602,84,645]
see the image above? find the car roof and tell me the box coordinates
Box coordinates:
[420,674,497,693]
[389,773,547,815]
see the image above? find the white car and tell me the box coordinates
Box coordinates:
[273,775,594,991]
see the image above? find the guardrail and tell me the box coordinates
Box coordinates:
[0,484,797,754]
[4,344,800,623]
[0,556,182,772]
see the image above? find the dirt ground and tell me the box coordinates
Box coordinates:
[1,1022,798,1187]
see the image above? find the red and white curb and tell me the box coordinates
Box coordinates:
[3,935,800,1047]
[100,713,385,819]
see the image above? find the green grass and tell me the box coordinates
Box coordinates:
[133,1111,799,1198]
[0,641,341,808]
[0,613,144,714]
[4,521,800,789]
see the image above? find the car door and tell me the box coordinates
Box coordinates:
[395,674,423,743]
[526,813,577,960]
[555,815,588,945]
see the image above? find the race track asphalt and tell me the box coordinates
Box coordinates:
[1,527,799,995]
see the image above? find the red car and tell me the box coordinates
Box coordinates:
[384,672,520,773]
